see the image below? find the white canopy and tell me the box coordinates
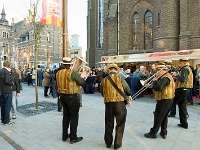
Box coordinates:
[99,49,200,64]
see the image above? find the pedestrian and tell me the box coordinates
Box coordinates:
[37,68,43,86]
[15,67,22,90]
[50,69,58,98]
[42,68,51,98]
[54,66,62,112]
[56,57,86,144]
[101,64,131,149]
[0,61,14,125]
[168,58,193,129]
[144,65,175,139]
[26,68,32,86]
[96,66,104,92]
[193,64,200,97]
[32,67,36,86]
[11,68,20,119]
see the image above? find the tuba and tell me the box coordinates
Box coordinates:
[73,56,90,78]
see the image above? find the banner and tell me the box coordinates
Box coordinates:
[41,0,63,27]
[27,46,30,64]
[1,47,5,59]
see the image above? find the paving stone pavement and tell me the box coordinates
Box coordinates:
[0,84,200,150]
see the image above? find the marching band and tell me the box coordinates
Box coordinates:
[55,56,194,149]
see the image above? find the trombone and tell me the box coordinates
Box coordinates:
[132,68,166,100]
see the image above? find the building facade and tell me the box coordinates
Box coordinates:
[0,6,12,67]
[0,6,63,69]
[69,34,84,59]
[13,18,63,69]
[87,0,200,67]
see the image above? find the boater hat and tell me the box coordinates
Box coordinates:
[60,57,73,65]
[106,64,120,73]
[164,60,173,65]
[179,58,189,62]
[156,65,168,70]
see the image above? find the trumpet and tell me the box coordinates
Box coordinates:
[132,68,167,100]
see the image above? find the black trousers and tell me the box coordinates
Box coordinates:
[57,95,62,111]
[104,102,127,147]
[60,94,80,140]
[193,81,199,96]
[170,89,190,127]
[44,86,49,97]
[150,99,173,135]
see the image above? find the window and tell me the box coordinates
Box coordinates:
[97,0,104,48]
[47,32,50,42]
[6,33,9,38]
[133,13,140,50]
[144,11,153,49]
[158,12,160,26]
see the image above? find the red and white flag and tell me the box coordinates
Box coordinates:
[41,0,63,27]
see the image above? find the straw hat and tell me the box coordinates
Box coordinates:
[60,57,73,64]
[106,64,120,73]
[164,60,172,65]
[179,58,189,61]
[156,65,168,70]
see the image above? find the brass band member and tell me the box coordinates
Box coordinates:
[101,64,131,149]
[144,65,175,139]
[168,58,193,129]
[56,57,86,144]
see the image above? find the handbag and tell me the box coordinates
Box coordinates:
[107,75,128,105]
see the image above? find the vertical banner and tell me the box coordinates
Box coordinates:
[15,46,19,61]
[47,50,51,65]
[41,0,63,27]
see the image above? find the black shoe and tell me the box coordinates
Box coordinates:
[70,137,83,144]
[58,109,61,112]
[114,144,122,150]
[106,144,111,148]
[144,133,157,139]
[177,124,188,129]
[167,114,175,117]
[62,138,67,142]
[160,132,167,139]
[62,135,69,141]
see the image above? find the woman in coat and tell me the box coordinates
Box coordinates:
[11,68,20,119]
[42,68,51,98]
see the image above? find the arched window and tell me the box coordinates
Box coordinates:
[133,13,140,50]
[144,11,153,49]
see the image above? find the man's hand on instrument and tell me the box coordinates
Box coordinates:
[80,71,87,79]
[126,96,132,107]
[145,83,153,88]
[171,72,177,76]
[152,77,158,81]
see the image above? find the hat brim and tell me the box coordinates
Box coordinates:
[60,61,73,65]
[106,64,120,73]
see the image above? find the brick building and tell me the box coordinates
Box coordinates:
[0,6,12,67]
[87,0,200,67]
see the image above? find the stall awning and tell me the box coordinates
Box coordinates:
[98,49,200,64]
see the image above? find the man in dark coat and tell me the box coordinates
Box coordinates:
[96,66,104,92]
[0,61,14,125]
[37,68,43,86]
